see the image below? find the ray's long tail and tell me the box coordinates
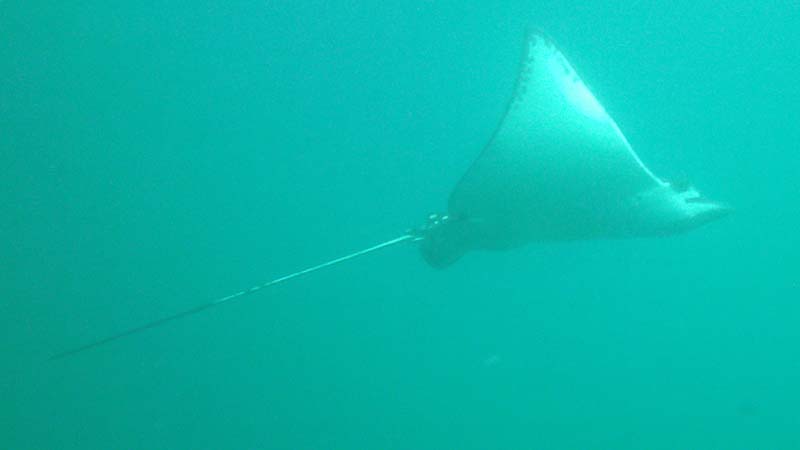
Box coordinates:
[51,234,417,360]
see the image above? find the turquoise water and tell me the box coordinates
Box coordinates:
[3,1,799,448]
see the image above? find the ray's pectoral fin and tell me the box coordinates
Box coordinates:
[417,30,729,268]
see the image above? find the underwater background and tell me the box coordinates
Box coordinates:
[2,1,799,448]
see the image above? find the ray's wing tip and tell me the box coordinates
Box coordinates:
[510,27,559,109]
[523,27,555,48]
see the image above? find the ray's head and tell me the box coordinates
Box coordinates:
[673,183,733,230]
[632,181,732,235]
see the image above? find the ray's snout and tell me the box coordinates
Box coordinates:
[696,201,733,224]
[669,185,732,232]
[679,198,733,232]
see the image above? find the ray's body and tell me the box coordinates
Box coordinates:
[421,32,730,267]
[53,31,730,358]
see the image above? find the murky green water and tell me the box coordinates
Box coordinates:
[3,1,799,448]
